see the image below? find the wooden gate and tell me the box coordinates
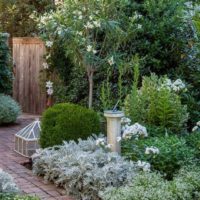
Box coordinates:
[12,37,46,114]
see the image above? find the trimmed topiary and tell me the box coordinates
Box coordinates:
[0,94,21,125]
[40,103,100,148]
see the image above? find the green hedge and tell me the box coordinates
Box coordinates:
[40,103,100,148]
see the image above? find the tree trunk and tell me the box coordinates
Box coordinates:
[88,70,94,109]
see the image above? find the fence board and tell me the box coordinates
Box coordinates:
[12,37,46,114]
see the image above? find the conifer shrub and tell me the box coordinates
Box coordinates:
[0,94,21,125]
[40,103,100,148]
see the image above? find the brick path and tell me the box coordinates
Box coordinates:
[0,116,74,200]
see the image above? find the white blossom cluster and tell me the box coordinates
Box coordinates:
[0,168,19,193]
[122,123,148,140]
[96,138,112,149]
[46,81,53,96]
[137,160,151,172]
[192,121,200,132]
[145,146,160,155]
[161,78,186,92]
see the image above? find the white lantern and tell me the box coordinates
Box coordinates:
[14,119,41,158]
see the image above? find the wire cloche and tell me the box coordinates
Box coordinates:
[14,119,41,157]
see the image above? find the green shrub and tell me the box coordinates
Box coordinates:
[0,193,40,200]
[125,73,188,134]
[0,94,21,124]
[101,165,200,200]
[122,135,195,179]
[40,103,100,148]
[0,33,12,94]
[185,131,200,157]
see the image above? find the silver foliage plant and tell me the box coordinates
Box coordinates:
[32,136,137,200]
[0,168,19,193]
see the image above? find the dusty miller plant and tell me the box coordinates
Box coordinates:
[32,136,137,200]
[0,168,19,193]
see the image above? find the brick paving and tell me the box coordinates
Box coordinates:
[0,115,74,200]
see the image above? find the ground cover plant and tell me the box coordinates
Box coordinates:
[0,169,40,200]
[40,103,100,148]
[101,165,200,200]
[33,136,137,200]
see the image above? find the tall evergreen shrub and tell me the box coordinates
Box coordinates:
[0,33,12,94]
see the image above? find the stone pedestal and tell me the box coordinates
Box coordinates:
[104,110,124,154]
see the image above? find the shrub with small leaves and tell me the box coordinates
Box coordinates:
[0,94,21,125]
[40,103,100,148]
[33,136,137,200]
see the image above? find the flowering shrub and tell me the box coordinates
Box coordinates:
[125,73,188,134]
[37,0,135,108]
[100,165,200,200]
[32,136,137,200]
[0,94,21,124]
[0,169,18,193]
[40,103,100,148]
[122,135,195,179]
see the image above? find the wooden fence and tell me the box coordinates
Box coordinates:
[12,37,46,114]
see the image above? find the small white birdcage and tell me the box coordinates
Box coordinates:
[14,119,41,158]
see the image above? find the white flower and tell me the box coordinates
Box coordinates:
[137,160,151,172]
[93,20,101,28]
[117,137,121,142]
[84,22,94,29]
[47,88,53,95]
[87,45,93,52]
[96,138,105,146]
[108,56,115,66]
[106,144,112,149]
[145,147,159,155]
[133,12,143,20]
[42,62,49,69]
[192,126,198,132]
[197,121,200,126]
[46,54,51,60]
[137,24,142,29]
[78,15,83,20]
[76,31,83,36]
[46,81,53,88]
[89,16,93,20]
[45,41,53,47]
[93,49,97,54]
[121,117,131,124]
[122,123,148,139]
